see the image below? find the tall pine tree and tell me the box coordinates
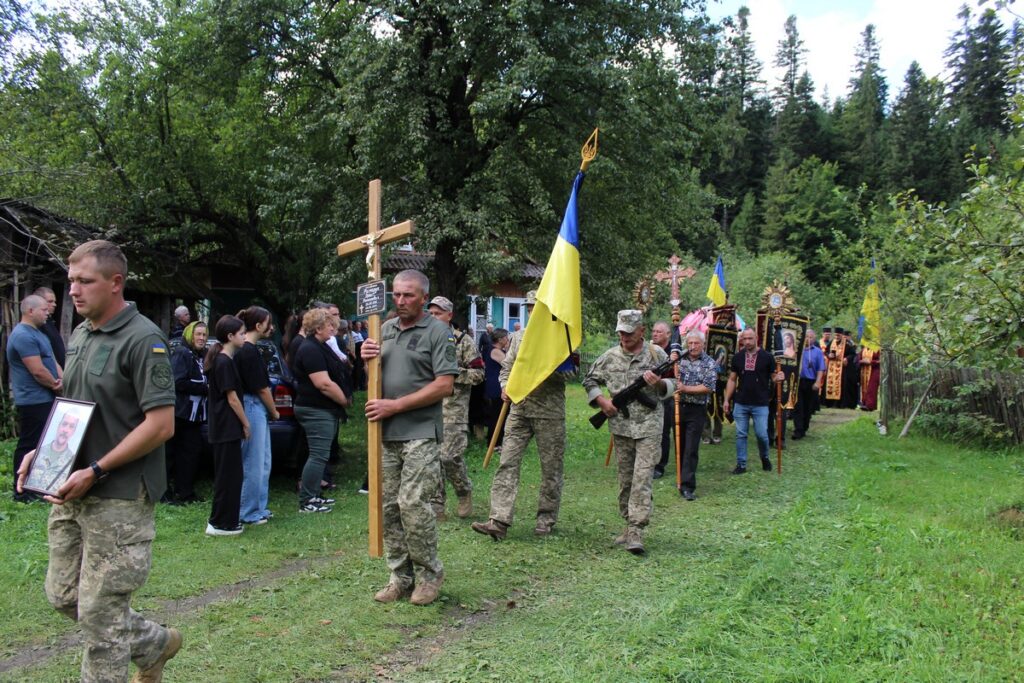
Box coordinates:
[883,62,959,202]
[773,15,806,107]
[947,6,1010,133]
[836,24,887,192]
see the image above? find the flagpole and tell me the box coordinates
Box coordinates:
[483,401,509,469]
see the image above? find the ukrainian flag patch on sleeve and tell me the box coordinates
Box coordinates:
[151,342,167,354]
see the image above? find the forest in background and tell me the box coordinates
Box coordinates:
[1,0,1022,374]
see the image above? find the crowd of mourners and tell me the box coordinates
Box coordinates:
[5,244,875,680]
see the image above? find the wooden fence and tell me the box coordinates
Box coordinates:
[882,349,1024,444]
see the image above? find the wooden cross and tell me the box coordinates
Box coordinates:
[653,254,696,325]
[337,179,415,558]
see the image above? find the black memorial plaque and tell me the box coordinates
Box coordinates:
[357,280,387,317]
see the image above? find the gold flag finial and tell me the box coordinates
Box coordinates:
[580,128,599,171]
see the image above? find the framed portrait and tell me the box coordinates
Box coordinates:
[23,398,97,497]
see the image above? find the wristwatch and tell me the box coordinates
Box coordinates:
[89,461,109,482]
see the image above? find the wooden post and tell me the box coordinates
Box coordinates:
[337,179,414,558]
[775,357,783,475]
[482,400,509,469]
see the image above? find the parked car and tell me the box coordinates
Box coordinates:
[169,336,303,470]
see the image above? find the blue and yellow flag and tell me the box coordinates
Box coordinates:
[706,255,727,306]
[857,258,881,351]
[505,172,585,403]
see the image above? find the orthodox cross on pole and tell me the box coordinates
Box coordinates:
[337,179,414,558]
[653,254,696,326]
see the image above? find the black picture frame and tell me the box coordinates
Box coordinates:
[22,398,97,497]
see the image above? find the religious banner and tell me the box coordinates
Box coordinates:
[761,314,809,409]
[755,281,806,409]
[705,325,737,381]
[705,324,736,426]
[710,304,737,328]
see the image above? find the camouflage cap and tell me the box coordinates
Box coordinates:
[616,309,644,333]
[428,296,454,312]
[525,290,538,305]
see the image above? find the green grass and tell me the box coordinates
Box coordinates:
[1,388,1022,681]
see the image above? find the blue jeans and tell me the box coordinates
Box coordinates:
[240,395,271,522]
[733,403,769,467]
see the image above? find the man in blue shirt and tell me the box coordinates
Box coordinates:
[792,328,826,440]
[6,294,62,501]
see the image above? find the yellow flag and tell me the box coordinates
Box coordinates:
[505,172,584,403]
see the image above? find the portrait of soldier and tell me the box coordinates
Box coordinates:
[25,410,83,494]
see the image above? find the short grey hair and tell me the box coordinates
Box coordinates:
[174,305,189,318]
[653,320,671,333]
[685,329,705,343]
[394,269,430,296]
[21,294,45,313]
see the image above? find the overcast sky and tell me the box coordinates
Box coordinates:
[708,0,1021,103]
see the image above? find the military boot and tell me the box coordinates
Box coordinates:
[410,573,444,606]
[624,527,645,555]
[131,628,182,683]
[471,518,508,541]
[374,582,412,603]
[612,527,629,545]
[456,493,473,518]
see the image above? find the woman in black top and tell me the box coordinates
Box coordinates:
[204,315,251,536]
[235,306,281,525]
[292,308,352,512]
[165,321,208,504]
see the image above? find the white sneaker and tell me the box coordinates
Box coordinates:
[299,502,332,513]
[309,495,335,505]
[206,523,243,536]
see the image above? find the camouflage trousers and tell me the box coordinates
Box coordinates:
[430,422,473,511]
[382,439,444,587]
[46,494,171,683]
[488,411,565,528]
[613,433,659,529]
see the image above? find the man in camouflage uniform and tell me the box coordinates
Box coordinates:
[361,270,458,606]
[17,240,180,683]
[472,290,568,540]
[583,310,675,555]
[427,296,484,520]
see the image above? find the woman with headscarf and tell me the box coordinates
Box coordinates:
[165,321,209,504]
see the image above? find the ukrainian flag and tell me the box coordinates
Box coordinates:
[505,171,585,403]
[706,255,727,306]
[858,258,882,351]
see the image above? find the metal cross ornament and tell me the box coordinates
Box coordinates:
[653,255,696,324]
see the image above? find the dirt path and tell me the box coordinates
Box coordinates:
[0,556,332,674]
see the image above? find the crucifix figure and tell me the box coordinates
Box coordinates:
[653,254,696,326]
[337,179,414,557]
